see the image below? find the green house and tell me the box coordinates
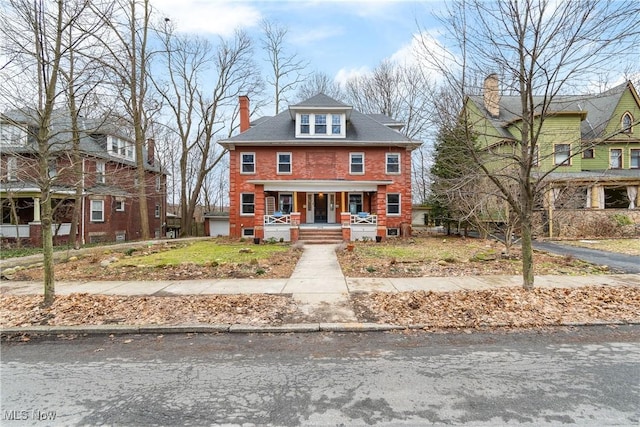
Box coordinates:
[464,76,640,217]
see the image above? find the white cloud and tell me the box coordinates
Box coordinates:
[153,1,262,36]
[290,25,343,46]
[334,66,371,87]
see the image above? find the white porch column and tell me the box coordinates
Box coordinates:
[32,197,41,222]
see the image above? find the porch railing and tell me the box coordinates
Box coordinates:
[350,213,377,225]
[264,214,291,225]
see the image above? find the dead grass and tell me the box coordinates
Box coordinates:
[557,239,640,256]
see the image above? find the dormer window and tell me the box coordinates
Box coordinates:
[622,112,633,133]
[315,114,327,134]
[108,136,135,161]
[300,115,310,134]
[0,122,27,145]
[295,113,345,138]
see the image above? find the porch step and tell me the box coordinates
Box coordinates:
[299,228,344,244]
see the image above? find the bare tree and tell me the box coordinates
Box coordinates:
[261,19,308,114]
[1,0,72,305]
[418,0,640,289]
[296,71,344,101]
[92,0,156,240]
[152,24,261,236]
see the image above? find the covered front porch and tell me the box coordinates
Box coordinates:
[248,179,392,242]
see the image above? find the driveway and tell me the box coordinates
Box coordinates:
[533,240,640,274]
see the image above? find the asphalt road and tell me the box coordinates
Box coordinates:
[532,241,640,273]
[2,326,639,426]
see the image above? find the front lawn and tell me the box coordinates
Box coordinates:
[337,236,610,277]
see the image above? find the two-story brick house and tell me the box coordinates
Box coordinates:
[464,76,640,237]
[0,110,167,246]
[219,94,422,242]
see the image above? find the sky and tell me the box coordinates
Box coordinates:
[152,0,444,87]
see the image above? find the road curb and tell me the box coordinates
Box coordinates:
[3,320,639,339]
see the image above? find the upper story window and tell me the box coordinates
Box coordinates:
[47,160,57,178]
[583,148,594,159]
[554,144,571,166]
[277,152,292,174]
[96,161,105,184]
[241,152,255,174]
[107,136,135,161]
[622,112,633,133]
[296,113,345,138]
[631,149,639,169]
[386,153,400,174]
[300,115,310,134]
[610,148,622,169]
[155,175,161,191]
[0,123,27,145]
[332,115,341,134]
[350,153,364,174]
[315,114,327,134]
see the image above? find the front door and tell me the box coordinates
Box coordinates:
[314,193,327,223]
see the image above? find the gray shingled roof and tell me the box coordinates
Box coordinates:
[1,109,163,173]
[467,81,632,141]
[220,94,421,148]
[290,93,351,108]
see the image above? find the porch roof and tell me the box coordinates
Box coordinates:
[247,179,393,192]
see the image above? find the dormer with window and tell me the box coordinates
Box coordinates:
[622,112,633,133]
[107,135,135,161]
[289,94,352,139]
[0,122,28,146]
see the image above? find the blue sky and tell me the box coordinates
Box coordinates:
[153,0,444,85]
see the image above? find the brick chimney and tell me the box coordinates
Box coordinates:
[146,138,155,165]
[483,74,500,118]
[239,95,250,133]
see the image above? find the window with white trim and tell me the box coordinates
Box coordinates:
[107,136,135,161]
[277,152,292,174]
[296,113,345,138]
[115,197,125,212]
[91,200,104,222]
[554,144,571,166]
[96,161,105,184]
[241,193,255,215]
[386,153,400,174]
[387,193,400,215]
[6,156,17,181]
[155,175,161,191]
[155,204,160,218]
[315,114,327,134]
[0,123,27,145]
[241,153,255,174]
[332,114,341,134]
[47,160,57,178]
[300,114,310,134]
[350,153,364,174]
[631,149,640,169]
[242,228,255,237]
[610,148,622,169]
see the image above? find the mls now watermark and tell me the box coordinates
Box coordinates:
[2,409,57,422]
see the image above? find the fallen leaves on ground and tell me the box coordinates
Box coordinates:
[351,285,640,328]
[0,294,299,327]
